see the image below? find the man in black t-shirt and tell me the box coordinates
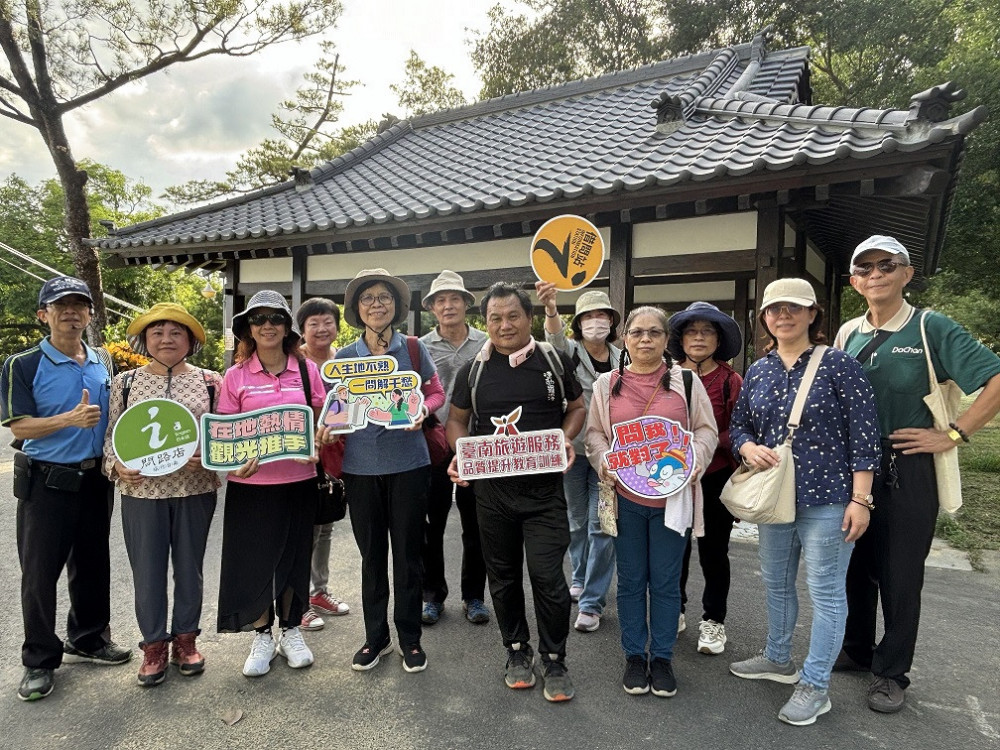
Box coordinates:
[447,282,584,703]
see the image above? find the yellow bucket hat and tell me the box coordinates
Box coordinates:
[126,302,206,357]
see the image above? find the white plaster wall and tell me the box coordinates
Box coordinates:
[632,214,757,258]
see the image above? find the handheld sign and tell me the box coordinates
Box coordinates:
[201,405,314,471]
[604,416,696,499]
[456,429,567,481]
[112,398,199,476]
[530,214,605,291]
[318,356,425,432]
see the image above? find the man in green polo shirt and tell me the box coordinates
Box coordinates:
[834,235,1000,714]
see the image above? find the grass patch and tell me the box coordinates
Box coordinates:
[934,396,1000,571]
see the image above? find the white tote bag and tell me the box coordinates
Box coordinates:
[919,312,963,513]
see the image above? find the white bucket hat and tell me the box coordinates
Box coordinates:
[422,270,475,310]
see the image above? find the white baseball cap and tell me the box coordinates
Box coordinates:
[851,235,910,267]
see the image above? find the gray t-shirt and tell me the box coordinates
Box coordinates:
[420,325,488,423]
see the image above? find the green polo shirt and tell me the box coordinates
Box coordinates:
[835,302,1000,436]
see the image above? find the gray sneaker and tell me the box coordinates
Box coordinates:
[778,682,832,726]
[729,651,800,683]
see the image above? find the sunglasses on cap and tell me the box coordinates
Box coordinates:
[851,259,907,277]
[247,312,287,327]
[763,302,809,317]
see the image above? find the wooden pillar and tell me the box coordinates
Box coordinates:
[754,201,783,359]
[408,291,422,336]
[608,222,634,334]
[291,247,307,314]
[733,277,749,373]
[826,259,842,338]
[224,259,240,367]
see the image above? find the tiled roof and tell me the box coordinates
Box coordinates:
[96,28,984,253]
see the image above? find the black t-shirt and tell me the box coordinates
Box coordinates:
[588,351,613,374]
[452,346,583,436]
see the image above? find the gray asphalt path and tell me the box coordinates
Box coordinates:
[0,429,998,749]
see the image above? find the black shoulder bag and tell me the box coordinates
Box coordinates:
[298,358,346,523]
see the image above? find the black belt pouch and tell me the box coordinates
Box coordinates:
[12,452,32,500]
[43,465,85,493]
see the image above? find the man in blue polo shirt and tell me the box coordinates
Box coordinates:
[1,277,132,702]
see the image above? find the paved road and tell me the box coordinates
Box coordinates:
[0,429,998,749]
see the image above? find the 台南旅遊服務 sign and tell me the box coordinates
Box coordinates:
[604,416,696,499]
[200,405,315,471]
[456,429,567,481]
[112,398,200,476]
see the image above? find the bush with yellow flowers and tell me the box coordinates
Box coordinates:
[104,340,149,371]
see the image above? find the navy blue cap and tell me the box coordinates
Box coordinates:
[38,276,93,308]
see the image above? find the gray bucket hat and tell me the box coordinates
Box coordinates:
[667,301,743,362]
[232,290,300,343]
[572,290,620,330]
[422,270,476,310]
[344,268,410,328]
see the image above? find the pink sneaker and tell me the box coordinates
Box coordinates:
[310,592,350,616]
[300,610,325,631]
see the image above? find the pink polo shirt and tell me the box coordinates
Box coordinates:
[216,353,326,485]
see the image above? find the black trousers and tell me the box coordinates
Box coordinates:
[422,462,487,604]
[680,467,736,623]
[843,448,938,688]
[16,465,113,669]
[346,466,430,649]
[475,473,570,661]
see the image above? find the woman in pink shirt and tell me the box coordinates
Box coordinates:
[586,306,717,699]
[215,291,330,678]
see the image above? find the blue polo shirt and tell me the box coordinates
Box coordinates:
[1,338,111,462]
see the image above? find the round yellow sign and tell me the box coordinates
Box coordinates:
[530,215,605,291]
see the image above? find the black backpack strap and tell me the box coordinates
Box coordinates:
[297,357,312,406]
[682,368,693,412]
[121,370,136,409]
[201,368,216,411]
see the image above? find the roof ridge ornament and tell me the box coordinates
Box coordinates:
[726,25,773,96]
[289,167,314,192]
[908,81,965,123]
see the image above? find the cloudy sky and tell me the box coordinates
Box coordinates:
[0,0,508,198]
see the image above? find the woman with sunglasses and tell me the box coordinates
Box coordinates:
[215,291,332,678]
[335,269,445,673]
[667,302,743,655]
[728,278,880,726]
[586,306,718,698]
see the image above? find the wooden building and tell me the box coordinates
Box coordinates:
[95,28,984,367]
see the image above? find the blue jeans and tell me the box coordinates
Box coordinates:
[564,460,615,615]
[614,494,688,661]
[757,502,854,690]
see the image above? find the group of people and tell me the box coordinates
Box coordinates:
[4,234,999,726]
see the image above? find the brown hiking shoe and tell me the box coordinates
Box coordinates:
[138,641,168,687]
[170,633,205,676]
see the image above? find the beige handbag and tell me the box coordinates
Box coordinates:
[919,312,964,513]
[597,480,618,536]
[721,346,827,524]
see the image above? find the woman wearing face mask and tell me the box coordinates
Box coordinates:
[537,281,622,634]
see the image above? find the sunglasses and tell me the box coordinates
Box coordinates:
[625,328,666,340]
[763,303,807,318]
[851,259,907,277]
[247,312,287,327]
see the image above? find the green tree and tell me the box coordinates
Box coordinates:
[0,0,342,338]
[164,41,376,204]
[390,50,468,117]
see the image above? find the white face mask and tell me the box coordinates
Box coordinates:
[580,318,611,343]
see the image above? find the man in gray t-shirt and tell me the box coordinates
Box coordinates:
[418,271,490,626]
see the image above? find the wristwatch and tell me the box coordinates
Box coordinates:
[851,491,875,511]
[946,428,964,444]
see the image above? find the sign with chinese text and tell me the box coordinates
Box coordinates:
[200,405,315,471]
[530,214,605,291]
[319,356,425,433]
[112,398,199,476]
[604,416,696,498]
[456,429,567,481]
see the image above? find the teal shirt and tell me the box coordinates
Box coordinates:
[836,303,1000,436]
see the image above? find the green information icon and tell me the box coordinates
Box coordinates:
[112,398,200,476]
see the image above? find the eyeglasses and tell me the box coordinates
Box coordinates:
[851,260,907,277]
[247,312,287,326]
[625,328,666,340]
[683,327,717,338]
[763,303,807,318]
[47,299,91,310]
[359,293,394,307]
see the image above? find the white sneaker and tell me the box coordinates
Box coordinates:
[698,619,727,654]
[277,627,314,669]
[243,631,277,677]
[574,611,600,632]
[677,613,686,634]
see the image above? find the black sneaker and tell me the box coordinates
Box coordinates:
[623,655,650,695]
[400,643,428,673]
[63,640,132,665]
[18,667,54,701]
[351,641,392,672]
[504,643,536,689]
[650,657,677,697]
[541,658,575,702]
